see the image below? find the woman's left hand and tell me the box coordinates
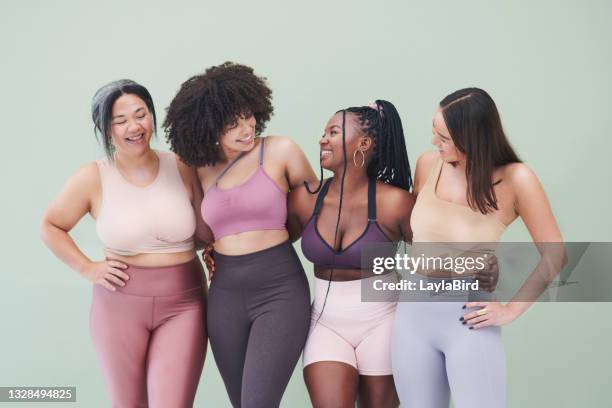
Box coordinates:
[461,302,520,329]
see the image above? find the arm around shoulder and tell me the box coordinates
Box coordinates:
[267,135,317,190]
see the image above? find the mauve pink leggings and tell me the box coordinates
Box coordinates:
[89,258,207,408]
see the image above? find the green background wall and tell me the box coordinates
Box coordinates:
[1,0,610,406]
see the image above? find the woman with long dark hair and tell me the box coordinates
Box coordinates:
[41,80,210,407]
[164,62,317,408]
[391,88,565,408]
[288,100,414,407]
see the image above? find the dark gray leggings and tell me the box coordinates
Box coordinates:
[207,241,311,408]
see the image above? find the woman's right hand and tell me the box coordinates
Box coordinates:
[202,244,215,280]
[81,260,129,291]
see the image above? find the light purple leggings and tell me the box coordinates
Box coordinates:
[391,276,506,408]
[89,258,207,408]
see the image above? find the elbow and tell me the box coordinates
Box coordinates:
[39,218,51,246]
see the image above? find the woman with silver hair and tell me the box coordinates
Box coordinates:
[41,79,211,407]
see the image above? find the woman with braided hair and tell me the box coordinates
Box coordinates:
[164,62,317,408]
[287,100,415,407]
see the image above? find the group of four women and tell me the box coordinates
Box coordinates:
[41,62,564,408]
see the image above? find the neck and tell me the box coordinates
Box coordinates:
[220,144,245,164]
[115,148,157,169]
[329,164,369,193]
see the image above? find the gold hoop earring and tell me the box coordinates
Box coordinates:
[353,149,365,168]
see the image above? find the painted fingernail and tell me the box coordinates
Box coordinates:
[462,305,466,309]
[469,326,474,330]
[462,321,467,325]
[459,317,464,321]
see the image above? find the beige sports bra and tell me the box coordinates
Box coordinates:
[409,159,509,277]
[411,158,507,243]
[95,151,195,256]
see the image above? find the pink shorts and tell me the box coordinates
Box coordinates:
[303,274,397,376]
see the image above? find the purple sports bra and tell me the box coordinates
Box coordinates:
[201,137,287,240]
[301,178,393,269]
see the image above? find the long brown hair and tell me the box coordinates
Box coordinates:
[440,88,521,214]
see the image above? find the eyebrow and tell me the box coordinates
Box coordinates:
[329,125,341,131]
[112,107,146,120]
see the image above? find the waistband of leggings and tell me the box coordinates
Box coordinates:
[313,273,398,309]
[212,240,299,270]
[104,257,204,296]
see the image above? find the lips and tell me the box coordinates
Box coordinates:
[237,134,253,143]
[320,150,332,159]
[126,133,144,143]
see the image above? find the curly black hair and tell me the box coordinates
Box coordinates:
[163,62,274,166]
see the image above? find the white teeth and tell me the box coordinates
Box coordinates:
[238,135,253,142]
[127,134,144,142]
[320,151,332,158]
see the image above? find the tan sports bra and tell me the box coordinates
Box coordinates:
[409,159,509,277]
[95,151,195,256]
[411,158,507,243]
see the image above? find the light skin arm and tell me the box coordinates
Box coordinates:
[464,164,566,328]
[287,184,317,243]
[40,163,129,291]
[176,157,213,249]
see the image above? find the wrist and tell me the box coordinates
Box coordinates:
[505,302,529,320]
[76,259,92,276]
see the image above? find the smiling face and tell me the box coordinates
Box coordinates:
[218,113,257,154]
[110,93,154,156]
[432,108,465,163]
[319,111,372,171]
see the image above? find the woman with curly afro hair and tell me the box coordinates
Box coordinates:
[164,62,317,408]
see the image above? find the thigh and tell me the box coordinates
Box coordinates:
[207,284,250,408]
[355,307,395,376]
[391,303,450,408]
[147,287,207,408]
[241,289,310,408]
[357,375,399,408]
[304,321,357,370]
[304,361,359,408]
[89,286,151,407]
[445,325,506,408]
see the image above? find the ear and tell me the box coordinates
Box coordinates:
[359,136,373,152]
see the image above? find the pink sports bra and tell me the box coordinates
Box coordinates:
[96,151,196,256]
[201,137,287,240]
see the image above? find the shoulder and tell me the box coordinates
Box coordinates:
[501,162,540,190]
[377,181,416,208]
[413,150,440,192]
[264,135,302,155]
[74,161,101,184]
[415,150,440,176]
[59,161,101,198]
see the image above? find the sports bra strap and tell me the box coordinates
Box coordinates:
[313,179,332,215]
[368,178,377,221]
[312,178,377,220]
[259,137,265,165]
[214,137,267,185]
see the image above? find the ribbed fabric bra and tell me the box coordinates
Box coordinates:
[301,178,393,270]
[95,150,196,256]
[201,137,287,240]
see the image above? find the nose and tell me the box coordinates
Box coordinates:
[319,134,329,146]
[128,118,143,133]
[431,132,439,147]
[240,117,255,134]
